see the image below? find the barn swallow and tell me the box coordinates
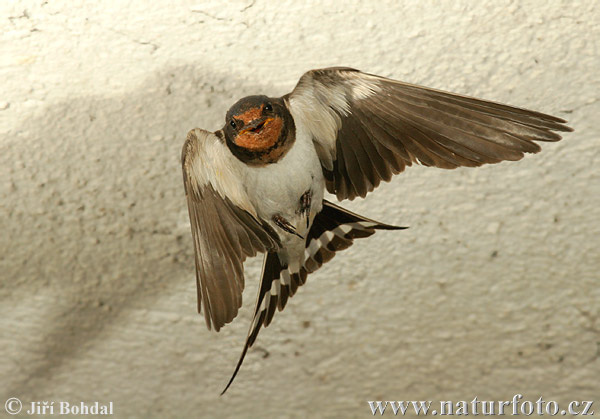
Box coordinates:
[181,67,572,393]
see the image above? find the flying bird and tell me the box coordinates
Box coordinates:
[181,67,572,393]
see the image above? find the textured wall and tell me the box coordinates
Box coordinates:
[1,1,599,417]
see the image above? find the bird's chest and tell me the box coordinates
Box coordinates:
[242,133,324,226]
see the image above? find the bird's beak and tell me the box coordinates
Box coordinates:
[239,117,274,135]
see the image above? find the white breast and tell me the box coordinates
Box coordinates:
[242,127,325,234]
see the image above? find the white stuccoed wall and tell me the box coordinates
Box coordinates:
[1,0,599,417]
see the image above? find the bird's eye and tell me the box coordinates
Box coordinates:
[230,120,237,128]
[264,103,273,112]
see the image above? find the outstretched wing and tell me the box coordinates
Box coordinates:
[182,129,281,331]
[286,67,573,201]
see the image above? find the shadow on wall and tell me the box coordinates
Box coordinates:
[1,64,270,398]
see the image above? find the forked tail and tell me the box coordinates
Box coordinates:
[221,200,406,394]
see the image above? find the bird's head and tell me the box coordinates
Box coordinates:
[222,95,294,165]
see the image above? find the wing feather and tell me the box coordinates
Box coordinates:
[182,129,281,331]
[287,68,572,201]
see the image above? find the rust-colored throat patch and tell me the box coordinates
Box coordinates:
[235,116,283,151]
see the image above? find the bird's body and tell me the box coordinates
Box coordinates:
[181,67,572,393]
[243,124,324,272]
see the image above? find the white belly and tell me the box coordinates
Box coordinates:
[244,130,324,223]
[242,129,324,268]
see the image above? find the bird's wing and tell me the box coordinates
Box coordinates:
[182,129,281,331]
[286,67,572,201]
